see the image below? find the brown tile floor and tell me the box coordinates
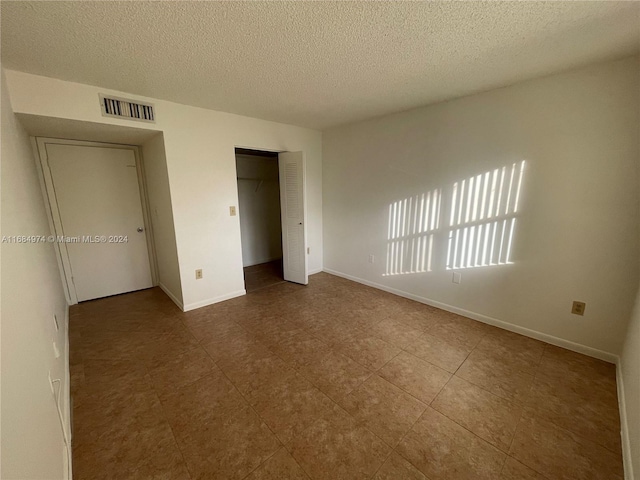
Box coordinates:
[243,260,285,293]
[69,273,623,480]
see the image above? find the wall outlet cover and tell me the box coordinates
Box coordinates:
[452,272,462,284]
[571,301,586,316]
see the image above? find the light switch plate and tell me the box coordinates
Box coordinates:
[452,272,462,284]
[229,206,237,216]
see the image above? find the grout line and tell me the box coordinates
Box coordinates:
[238,446,282,480]
[200,345,287,471]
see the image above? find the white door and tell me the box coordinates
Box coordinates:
[45,143,153,301]
[278,151,308,285]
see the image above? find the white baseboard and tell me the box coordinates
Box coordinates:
[183,289,246,312]
[616,361,635,480]
[158,283,184,311]
[243,256,282,268]
[322,268,618,364]
[309,267,323,275]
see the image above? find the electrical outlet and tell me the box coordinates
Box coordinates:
[195,269,203,280]
[571,301,586,316]
[369,254,375,264]
[452,272,462,284]
[229,206,237,216]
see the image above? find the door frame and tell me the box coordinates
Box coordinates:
[233,145,309,288]
[33,137,159,304]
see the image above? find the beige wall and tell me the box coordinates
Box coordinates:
[620,238,640,480]
[141,133,183,305]
[1,69,70,478]
[4,70,323,311]
[323,56,640,359]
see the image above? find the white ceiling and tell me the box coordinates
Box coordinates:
[1,1,639,130]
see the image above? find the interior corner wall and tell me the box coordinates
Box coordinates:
[1,67,70,479]
[621,285,640,480]
[141,133,183,306]
[322,55,640,358]
[236,154,283,267]
[4,70,323,311]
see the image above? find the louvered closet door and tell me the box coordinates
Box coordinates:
[278,151,308,285]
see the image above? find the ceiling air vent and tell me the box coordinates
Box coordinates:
[99,94,155,123]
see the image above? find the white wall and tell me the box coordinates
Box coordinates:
[141,133,183,305]
[4,70,323,311]
[1,68,70,478]
[323,56,640,358]
[236,154,283,267]
[620,236,640,479]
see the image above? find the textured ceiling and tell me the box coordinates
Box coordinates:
[2,1,639,130]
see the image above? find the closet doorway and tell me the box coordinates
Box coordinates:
[235,148,285,292]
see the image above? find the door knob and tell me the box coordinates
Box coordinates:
[137,227,144,232]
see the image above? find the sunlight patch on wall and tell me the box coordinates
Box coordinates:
[385,189,441,276]
[446,161,525,270]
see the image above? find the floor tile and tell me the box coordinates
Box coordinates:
[500,457,546,479]
[297,349,372,402]
[475,328,545,374]
[509,411,623,480]
[178,408,280,480]
[525,369,621,454]
[245,448,309,479]
[337,335,401,370]
[139,329,201,365]
[70,280,624,480]
[287,404,390,480]
[538,345,616,391]
[339,374,426,446]
[393,309,443,332]
[378,351,451,404]
[148,346,216,395]
[269,330,332,369]
[368,317,424,349]
[217,348,297,397]
[305,321,366,347]
[373,452,426,480]
[431,376,523,452]
[455,349,535,404]
[72,379,163,447]
[184,316,248,344]
[73,420,189,480]
[162,375,280,480]
[396,407,506,479]
[201,330,269,364]
[246,373,335,444]
[404,332,469,373]
[426,316,488,351]
[244,260,286,293]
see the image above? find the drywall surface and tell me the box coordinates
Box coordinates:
[141,134,183,305]
[236,154,283,267]
[1,68,70,478]
[620,257,640,479]
[323,56,640,356]
[4,69,322,310]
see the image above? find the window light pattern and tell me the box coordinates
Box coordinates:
[446,161,525,270]
[385,189,441,275]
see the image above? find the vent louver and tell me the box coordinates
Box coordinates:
[99,94,155,123]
